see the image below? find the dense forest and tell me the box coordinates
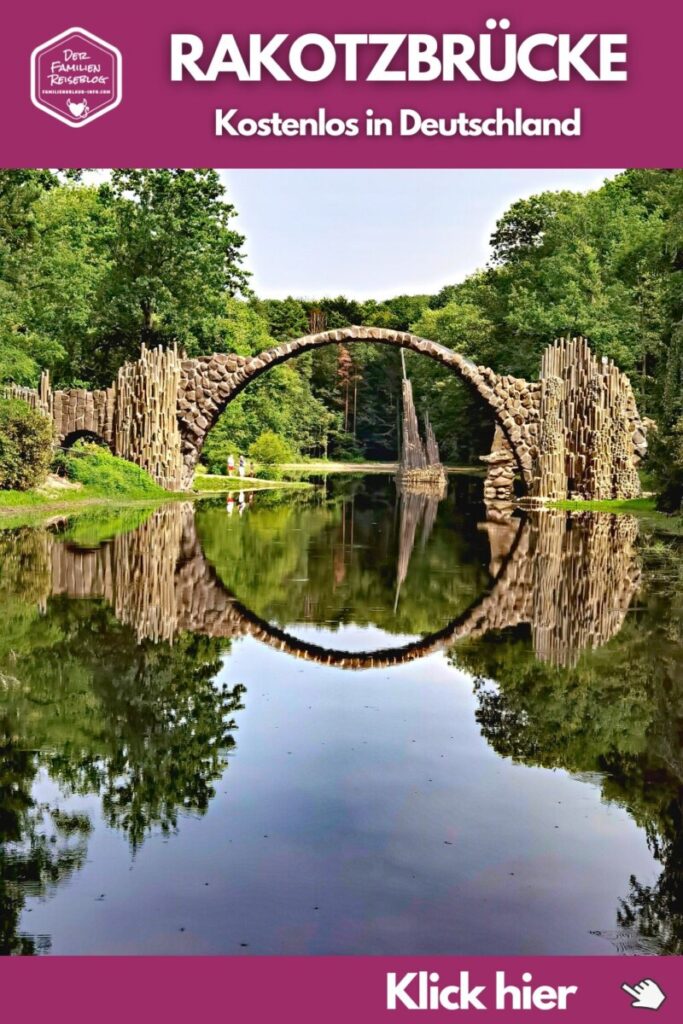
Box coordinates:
[1,168,681,503]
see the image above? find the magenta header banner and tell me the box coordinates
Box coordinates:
[2,0,681,167]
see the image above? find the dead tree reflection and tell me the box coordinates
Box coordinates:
[394,488,443,611]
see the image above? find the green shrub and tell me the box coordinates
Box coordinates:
[248,431,293,466]
[0,398,54,490]
[254,466,283,481]
[51,448,76,479]
[66,442,165,497]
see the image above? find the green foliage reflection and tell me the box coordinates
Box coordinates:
[453,540,683,952]
[0,519,245,951]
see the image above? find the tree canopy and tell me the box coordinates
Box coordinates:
[0,168,681,500]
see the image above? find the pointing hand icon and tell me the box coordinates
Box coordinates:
[622,979,666,1011]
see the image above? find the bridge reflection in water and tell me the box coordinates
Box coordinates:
[3,484,681,959]
[46,500,641,669]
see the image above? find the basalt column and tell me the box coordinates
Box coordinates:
[114,344,184,491]
[531,337,644,501]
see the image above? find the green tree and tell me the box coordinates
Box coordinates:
[255,297,309,341]
[219,297,274,355]
[17,185,115,385]
[0,398,54,490]
[248,429,293,465]
[202,359,333,471]
[407,302,498,464]
[96,169,249,375]
[0,171,65,383]
[488,180,670,383]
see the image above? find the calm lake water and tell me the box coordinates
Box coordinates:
[0,474,681,955]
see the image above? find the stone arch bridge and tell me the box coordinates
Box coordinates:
[5,327,647,501]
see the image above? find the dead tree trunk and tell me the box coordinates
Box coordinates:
[399,376,427,470]
[397,353,446,493]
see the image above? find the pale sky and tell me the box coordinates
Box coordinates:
[222,169,620,300]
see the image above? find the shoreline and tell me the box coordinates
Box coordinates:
[276,461,485,475]
[3,467,677,527]
[0,476,312,525]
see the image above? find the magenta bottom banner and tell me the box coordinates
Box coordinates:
[1,955,681,1022]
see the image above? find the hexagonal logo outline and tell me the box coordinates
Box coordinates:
[30,27,122,128]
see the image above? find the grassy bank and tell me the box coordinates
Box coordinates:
[0,444,166,512]
[550,496,659,513]
[275,461,485,476]
[548,495,683,532]
[278,460,397,474]
[192,473,312,493]
[0,493,172,531]
[0,447,315,527]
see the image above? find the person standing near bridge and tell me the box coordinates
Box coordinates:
[239,454,246,479]
[227,453,235,476]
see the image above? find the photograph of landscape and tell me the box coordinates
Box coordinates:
[0,167,680,956]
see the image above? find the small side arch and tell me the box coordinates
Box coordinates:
[60,429,110,450]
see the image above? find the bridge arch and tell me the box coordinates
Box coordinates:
[173,506,532,669]
[177,326,540,489]
[61,429,109,450]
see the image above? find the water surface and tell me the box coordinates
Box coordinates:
[0,475,680,955]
